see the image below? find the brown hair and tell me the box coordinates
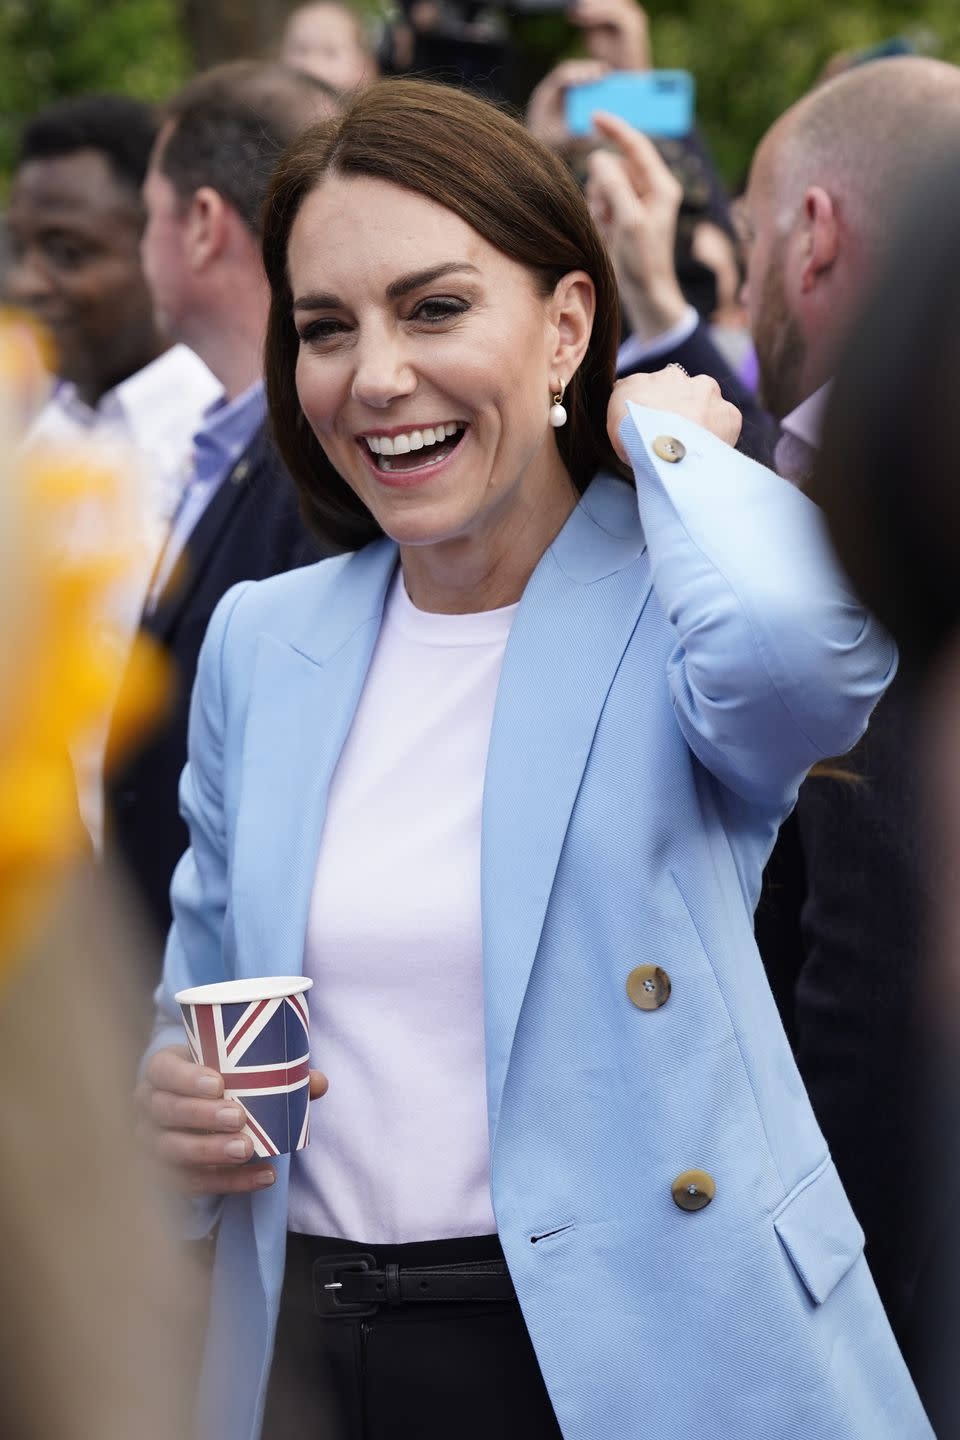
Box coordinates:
[262,78,628,550]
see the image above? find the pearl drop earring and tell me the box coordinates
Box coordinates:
[549,382,567,429]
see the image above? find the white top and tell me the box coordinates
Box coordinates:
[22,343,221,848]
[288,571,517,1243]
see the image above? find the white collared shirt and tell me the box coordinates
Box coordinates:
[26,343,221,541]
[23,344,221,849]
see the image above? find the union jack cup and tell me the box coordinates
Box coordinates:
[175,976,314,1158]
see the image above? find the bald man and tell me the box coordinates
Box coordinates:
[740,59,960,1424]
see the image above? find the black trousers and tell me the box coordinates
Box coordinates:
[261,1233,564,1440]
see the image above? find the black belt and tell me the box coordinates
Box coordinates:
[312,1251,516,1317]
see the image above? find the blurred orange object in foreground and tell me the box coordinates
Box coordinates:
[0,318,170,968]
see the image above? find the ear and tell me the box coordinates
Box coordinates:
[798,186,839,295]
[546,270,596,387]
[184,185,230,273]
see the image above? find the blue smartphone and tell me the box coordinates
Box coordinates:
[565,70,695,139]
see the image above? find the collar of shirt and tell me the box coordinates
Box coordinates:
[50,343,220,452]
[190,378,267,493]
[774,381,833,488]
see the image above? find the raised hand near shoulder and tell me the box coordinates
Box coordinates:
[608,369,742,463]
[135,1043,329,1196]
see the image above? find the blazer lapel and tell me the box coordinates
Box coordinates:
[147,433,266,642]
[230,538,398,982]
[481,475,652,1144]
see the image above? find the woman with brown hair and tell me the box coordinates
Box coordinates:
[136,80,927,1440]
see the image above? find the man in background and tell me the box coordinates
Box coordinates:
[105,63,340,976]
[4,94,221,843]
[5,93,219,550]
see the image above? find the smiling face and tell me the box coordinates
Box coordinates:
[288,173,593,604]
[5,149,161,404]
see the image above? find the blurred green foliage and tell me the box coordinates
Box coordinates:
[0,0,187,187]
[648,0,960,186]
[2,0,960,191]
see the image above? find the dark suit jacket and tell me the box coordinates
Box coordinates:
[104,422,331,977]
[754,675,933,1366]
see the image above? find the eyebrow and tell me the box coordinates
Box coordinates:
[293,261,481,312]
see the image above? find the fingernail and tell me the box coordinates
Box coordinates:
[196,1075,221,1097]
[216,1106,244,1129]
[256,1169,276,1187]
[225,1138,249,1159]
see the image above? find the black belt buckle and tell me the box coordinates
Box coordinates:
[312,1252,379,1318]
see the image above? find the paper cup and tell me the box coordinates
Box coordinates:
[175,976,313,1157]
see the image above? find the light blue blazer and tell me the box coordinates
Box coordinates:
[153,404,931,1440]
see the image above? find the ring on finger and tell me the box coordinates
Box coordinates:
[667,362,689,377]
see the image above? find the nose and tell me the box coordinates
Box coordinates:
[350,330,416,409]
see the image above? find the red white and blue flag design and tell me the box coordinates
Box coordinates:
[181,992,311,1157]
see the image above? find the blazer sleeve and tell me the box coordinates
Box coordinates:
[620,401,896,809]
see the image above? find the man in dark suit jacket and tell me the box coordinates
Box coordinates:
[104,62,341,978]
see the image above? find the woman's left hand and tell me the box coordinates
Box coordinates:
[608,369,742,462]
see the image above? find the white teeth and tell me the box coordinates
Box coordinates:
[363,424,464,459]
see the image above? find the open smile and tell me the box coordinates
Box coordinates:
[356,422,468,482]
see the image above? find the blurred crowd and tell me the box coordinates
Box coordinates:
[4,2,960,1436]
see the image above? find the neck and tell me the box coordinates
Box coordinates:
[79,335,168,407]
[399,467,578,614]
[191,303,266,402]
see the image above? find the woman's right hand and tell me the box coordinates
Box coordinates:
[135,1044,328,1196]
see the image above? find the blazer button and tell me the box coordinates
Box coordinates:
[652,435,686,464]
[672,1170,716,1212]
[626,964,671,1010]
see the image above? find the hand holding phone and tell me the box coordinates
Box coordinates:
[585,111,688,343]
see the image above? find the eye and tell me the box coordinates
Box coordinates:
[297,317,349,345]
[45,235,92,270]
[410,296,470,324]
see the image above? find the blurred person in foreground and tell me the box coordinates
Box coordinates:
[735,55,960,1385]
[136,78,923,1440]
[281,1,378,91]
[812,155,960,1434]
[4,95,221,845]
[104,63,340,983]
[0,319,195,1440]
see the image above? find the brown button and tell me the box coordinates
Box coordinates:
[672,1170,716,1212]
[626,964,671,1011]
[652,435,686,464]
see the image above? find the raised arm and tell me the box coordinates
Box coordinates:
[609,369,896,809]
